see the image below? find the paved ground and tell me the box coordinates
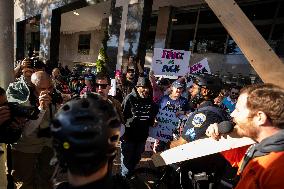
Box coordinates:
[0,144,156,189]
[113,146,155,174]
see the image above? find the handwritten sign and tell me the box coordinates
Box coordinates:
[189,58,211,74]
[152,48,191,76]
[149,100,182,142]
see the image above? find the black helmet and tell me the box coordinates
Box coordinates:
[190,74,222,104]
[51,93,121,175]
[192,74,222,91]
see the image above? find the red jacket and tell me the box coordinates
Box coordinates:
[221,145,249,168]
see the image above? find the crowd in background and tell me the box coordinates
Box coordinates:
[1,54,284,189]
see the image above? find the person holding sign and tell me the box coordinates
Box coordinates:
[150,81,190,152]
[170,74,225,148]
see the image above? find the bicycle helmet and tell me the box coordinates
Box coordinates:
[190,74,222,105]
[51,93,121,175]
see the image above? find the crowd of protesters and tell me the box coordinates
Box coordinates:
[0,54,284,189]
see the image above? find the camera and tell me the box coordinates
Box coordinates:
[50,91,63,105]
[8,102,40,120]
[36,91,62,138]
[0,102,40,143]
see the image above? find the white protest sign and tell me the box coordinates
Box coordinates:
[108,79,116,96]
[152,133,255,167]
[152,48,191,76]
[149,106,180,142]
[189,58,211,74]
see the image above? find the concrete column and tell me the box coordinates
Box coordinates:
[119,0,153,67]
[154,6,173,49]
[116,0,130,70]
[0,1,14,89]
[104,0,123,76]
[39,6,53,63]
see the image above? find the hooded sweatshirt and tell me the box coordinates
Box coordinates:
[235,130,284,189]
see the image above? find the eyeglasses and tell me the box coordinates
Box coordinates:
[95,83,108,89]
[231,92,239,95]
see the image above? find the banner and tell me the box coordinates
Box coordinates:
[152,48,191,76]
[189,58,211,74]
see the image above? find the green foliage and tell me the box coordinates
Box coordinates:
[96,29,110,74]
[95,58,105,73]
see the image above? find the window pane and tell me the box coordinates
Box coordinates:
[78,34,91,54]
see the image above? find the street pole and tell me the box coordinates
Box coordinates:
[0,1,14,89]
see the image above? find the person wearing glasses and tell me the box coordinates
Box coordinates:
[95,72,124,125]
[220,85,241,114]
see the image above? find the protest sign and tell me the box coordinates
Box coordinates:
[152,48,191,76]
[108,79,116,96]
[189,58,211,74]
[152,133,255,167]
[149,103,181,142]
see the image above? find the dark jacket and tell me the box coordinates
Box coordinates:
[108,96,124,124]
[56,173,149,189]
[182,101,226,142]
[121,79,136,99]
[56,174,128,189]
[122,89,158,142]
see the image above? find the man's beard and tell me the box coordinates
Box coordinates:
[234,119,258,141]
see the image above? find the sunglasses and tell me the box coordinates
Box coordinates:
[95,83,108,89]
